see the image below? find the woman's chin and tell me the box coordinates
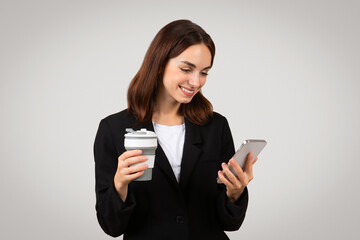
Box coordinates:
[177,97,193,104]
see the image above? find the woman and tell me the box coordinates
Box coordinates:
[94,19,256,240]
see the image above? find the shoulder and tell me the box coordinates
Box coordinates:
[97,109,137,135]
[101,109,136,126]
[207,111,229,127]
[190,111,231,138]
[211,111,227,121]
[95,109,139,147]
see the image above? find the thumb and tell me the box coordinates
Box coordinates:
[244,152,253,174]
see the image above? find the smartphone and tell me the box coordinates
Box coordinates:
[217,139,267,184]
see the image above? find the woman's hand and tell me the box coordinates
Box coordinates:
[114,150,149,202]
[217,152,257,203]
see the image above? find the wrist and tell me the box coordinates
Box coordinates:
[227,187,245,203]
[114,179,128,202]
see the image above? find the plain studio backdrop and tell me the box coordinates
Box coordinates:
[1,0,359,239]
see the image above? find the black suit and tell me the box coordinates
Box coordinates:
[94,109,248,239]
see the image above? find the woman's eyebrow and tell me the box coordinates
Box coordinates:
[180,61,211,70]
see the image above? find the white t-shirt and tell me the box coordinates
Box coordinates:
[153,122,185,182]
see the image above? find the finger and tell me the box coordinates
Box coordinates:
[243,154,254,181]
[125,155,148,167]
[123,170,145,182]
[253,157,258,165]
[244,152,254,174]
[228,158,245,180]
[118,150,142,161]
[228,159,248,186]
[222,162,241,186]
[123,162,149,175]
[218,170,232,187]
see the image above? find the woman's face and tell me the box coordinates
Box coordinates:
[160,44,212,104]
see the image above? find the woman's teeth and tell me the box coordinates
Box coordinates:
[181,87,194,93]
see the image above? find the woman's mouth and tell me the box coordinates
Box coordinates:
[179,86,195,96]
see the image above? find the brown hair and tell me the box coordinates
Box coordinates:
[127,19,215,125]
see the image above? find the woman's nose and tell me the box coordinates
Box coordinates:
[189,73,201,88]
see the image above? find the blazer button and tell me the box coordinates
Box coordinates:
[176,216,184,224]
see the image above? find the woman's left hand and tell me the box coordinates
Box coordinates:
[218,152,257,203]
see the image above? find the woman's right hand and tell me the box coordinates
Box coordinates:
[114,150,149,202]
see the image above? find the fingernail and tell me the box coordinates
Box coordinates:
[222,163,226,168]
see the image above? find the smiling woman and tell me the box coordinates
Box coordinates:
[127,20,216,126]
[94,19,256,240]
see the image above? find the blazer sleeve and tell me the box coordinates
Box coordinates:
[216,117,249,231]
[94,119,136,237]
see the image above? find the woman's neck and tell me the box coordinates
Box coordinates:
[152,94,184,126]
[152,106,184,126]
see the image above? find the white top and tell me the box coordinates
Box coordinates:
[153,122,185,182]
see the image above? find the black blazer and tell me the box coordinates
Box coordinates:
[94,109,248,240]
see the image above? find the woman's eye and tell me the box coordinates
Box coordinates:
[180,68,191,73]
[200,72,208,76]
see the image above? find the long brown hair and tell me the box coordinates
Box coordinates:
[127,19,215,125]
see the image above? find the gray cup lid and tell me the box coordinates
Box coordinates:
[124,128,157,138]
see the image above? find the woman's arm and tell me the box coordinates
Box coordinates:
[215,117,250,231]
[94,119,136,237]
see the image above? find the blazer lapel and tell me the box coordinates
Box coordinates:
[179,118,203,190]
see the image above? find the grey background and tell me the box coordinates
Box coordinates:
[1,0,359,239]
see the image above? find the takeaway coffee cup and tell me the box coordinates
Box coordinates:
[124,128,157,181]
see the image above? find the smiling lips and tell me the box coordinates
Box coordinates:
[179,86,195,96]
